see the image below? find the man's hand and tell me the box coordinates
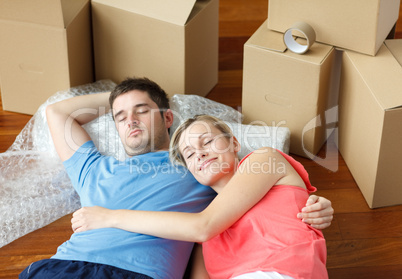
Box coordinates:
[297,195,334,230]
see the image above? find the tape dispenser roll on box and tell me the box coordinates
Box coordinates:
[283,22,316,54]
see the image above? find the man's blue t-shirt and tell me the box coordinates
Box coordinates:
[52,141,216,279]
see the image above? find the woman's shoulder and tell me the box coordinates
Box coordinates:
[238,147,287,171]
[244,147,285,160]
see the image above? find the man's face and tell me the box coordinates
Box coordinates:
[112,90,172,156]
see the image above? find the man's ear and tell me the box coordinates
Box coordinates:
[164,109,174,129]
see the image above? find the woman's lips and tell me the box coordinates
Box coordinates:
[199,157,217,170]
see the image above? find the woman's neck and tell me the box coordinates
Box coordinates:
[210,158,240,194]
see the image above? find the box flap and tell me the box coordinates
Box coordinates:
[0,0,64,27]
[92,0,197,25]
[61,0,89,27]
[346,43,402,110]
[385,39,402,67]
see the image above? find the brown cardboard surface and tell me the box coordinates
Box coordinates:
[267,0,400,56]
[0,0,93,115]
[338,40,402,208]
[0,0,64,27]
[92,0,218,97]
[242,21,338,158]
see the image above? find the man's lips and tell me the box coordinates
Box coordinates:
[128,129,142,137]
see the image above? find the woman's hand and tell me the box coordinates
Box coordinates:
[297,195,334,229]
[71,206,114,233]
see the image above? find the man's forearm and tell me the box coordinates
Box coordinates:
[46,92,111,161]
[47,92,111,125]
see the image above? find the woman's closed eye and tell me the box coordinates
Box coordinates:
[204,139,213,146]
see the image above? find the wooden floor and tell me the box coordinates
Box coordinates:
[1,1,402,278]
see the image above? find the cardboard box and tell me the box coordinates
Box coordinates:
[0,0,94,115]
[338,40,402,208]
[267,0,400,56]
[92,0,219,97]
[242,21,339,158]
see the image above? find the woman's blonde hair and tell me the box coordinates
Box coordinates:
[169,115,235,167]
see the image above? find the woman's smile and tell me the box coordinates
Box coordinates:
[198,157,218,171]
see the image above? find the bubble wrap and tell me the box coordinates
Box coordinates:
[0,80,117,248]
[0,81,290,248]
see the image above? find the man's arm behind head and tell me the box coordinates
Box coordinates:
[46,92,111,161]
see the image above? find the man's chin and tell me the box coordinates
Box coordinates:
[124,145,151,157]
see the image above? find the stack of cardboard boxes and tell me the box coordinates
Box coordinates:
[242,0,402,208]
[0,0,218,115]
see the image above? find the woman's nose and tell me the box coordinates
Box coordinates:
[196,150,208,160]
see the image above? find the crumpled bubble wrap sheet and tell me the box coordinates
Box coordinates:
[0,81,290,248]
[0,80,116,248]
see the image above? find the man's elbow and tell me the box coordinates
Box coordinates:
[46,102,68,128]
[46,104,56,126]
[45,103,59,121]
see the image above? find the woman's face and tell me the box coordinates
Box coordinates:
[178,121,239,189]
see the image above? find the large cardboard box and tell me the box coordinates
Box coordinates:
[338,40,402,208]
[92,0,219,97]
[242,21,339,158]
[0,0,94,115]
[267,0,400,56]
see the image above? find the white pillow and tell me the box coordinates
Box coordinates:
[224,121,290,158]
[169,94,243,137]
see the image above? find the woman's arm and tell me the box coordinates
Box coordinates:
[72,148,287,242]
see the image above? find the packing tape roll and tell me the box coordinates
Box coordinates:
[283,22,316,54]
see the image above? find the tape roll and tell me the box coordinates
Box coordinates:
[283,22,316,54]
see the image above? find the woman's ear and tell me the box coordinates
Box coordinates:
[164,109,174,129]
[232,136,241,153]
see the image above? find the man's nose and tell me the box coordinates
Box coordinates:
[128,117,139,127]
